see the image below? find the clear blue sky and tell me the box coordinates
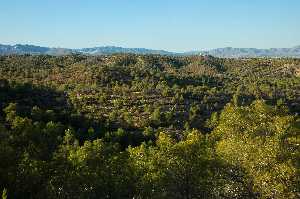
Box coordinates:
[0,0,299,52]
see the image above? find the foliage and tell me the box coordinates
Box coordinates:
[213,101,299,198]
[0,54,299,198]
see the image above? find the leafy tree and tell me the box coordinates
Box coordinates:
[49,133,134,199]
[213,100,299,198]
[151,107,162,126]
[2,188,7,199]
[129,130,221,199]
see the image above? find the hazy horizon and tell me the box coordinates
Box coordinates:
[1,42,300,53]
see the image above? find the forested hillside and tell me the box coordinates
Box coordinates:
[0,54,299,198]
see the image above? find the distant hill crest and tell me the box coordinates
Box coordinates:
[1,44,300,58]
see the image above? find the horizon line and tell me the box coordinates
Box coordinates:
[1,42,299,53]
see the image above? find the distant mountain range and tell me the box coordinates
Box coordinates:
[1,44,300,58]
[200,46,300,58]
[0,44,174,56]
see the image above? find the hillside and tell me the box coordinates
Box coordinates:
[0,54,299,198]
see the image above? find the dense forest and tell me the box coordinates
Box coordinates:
[0,54,299,198]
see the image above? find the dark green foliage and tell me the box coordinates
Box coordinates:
[0,54,299,198]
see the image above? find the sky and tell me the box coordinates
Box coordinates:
[0,0,300,52]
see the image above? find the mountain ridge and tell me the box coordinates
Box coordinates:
[1,43,300,58]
